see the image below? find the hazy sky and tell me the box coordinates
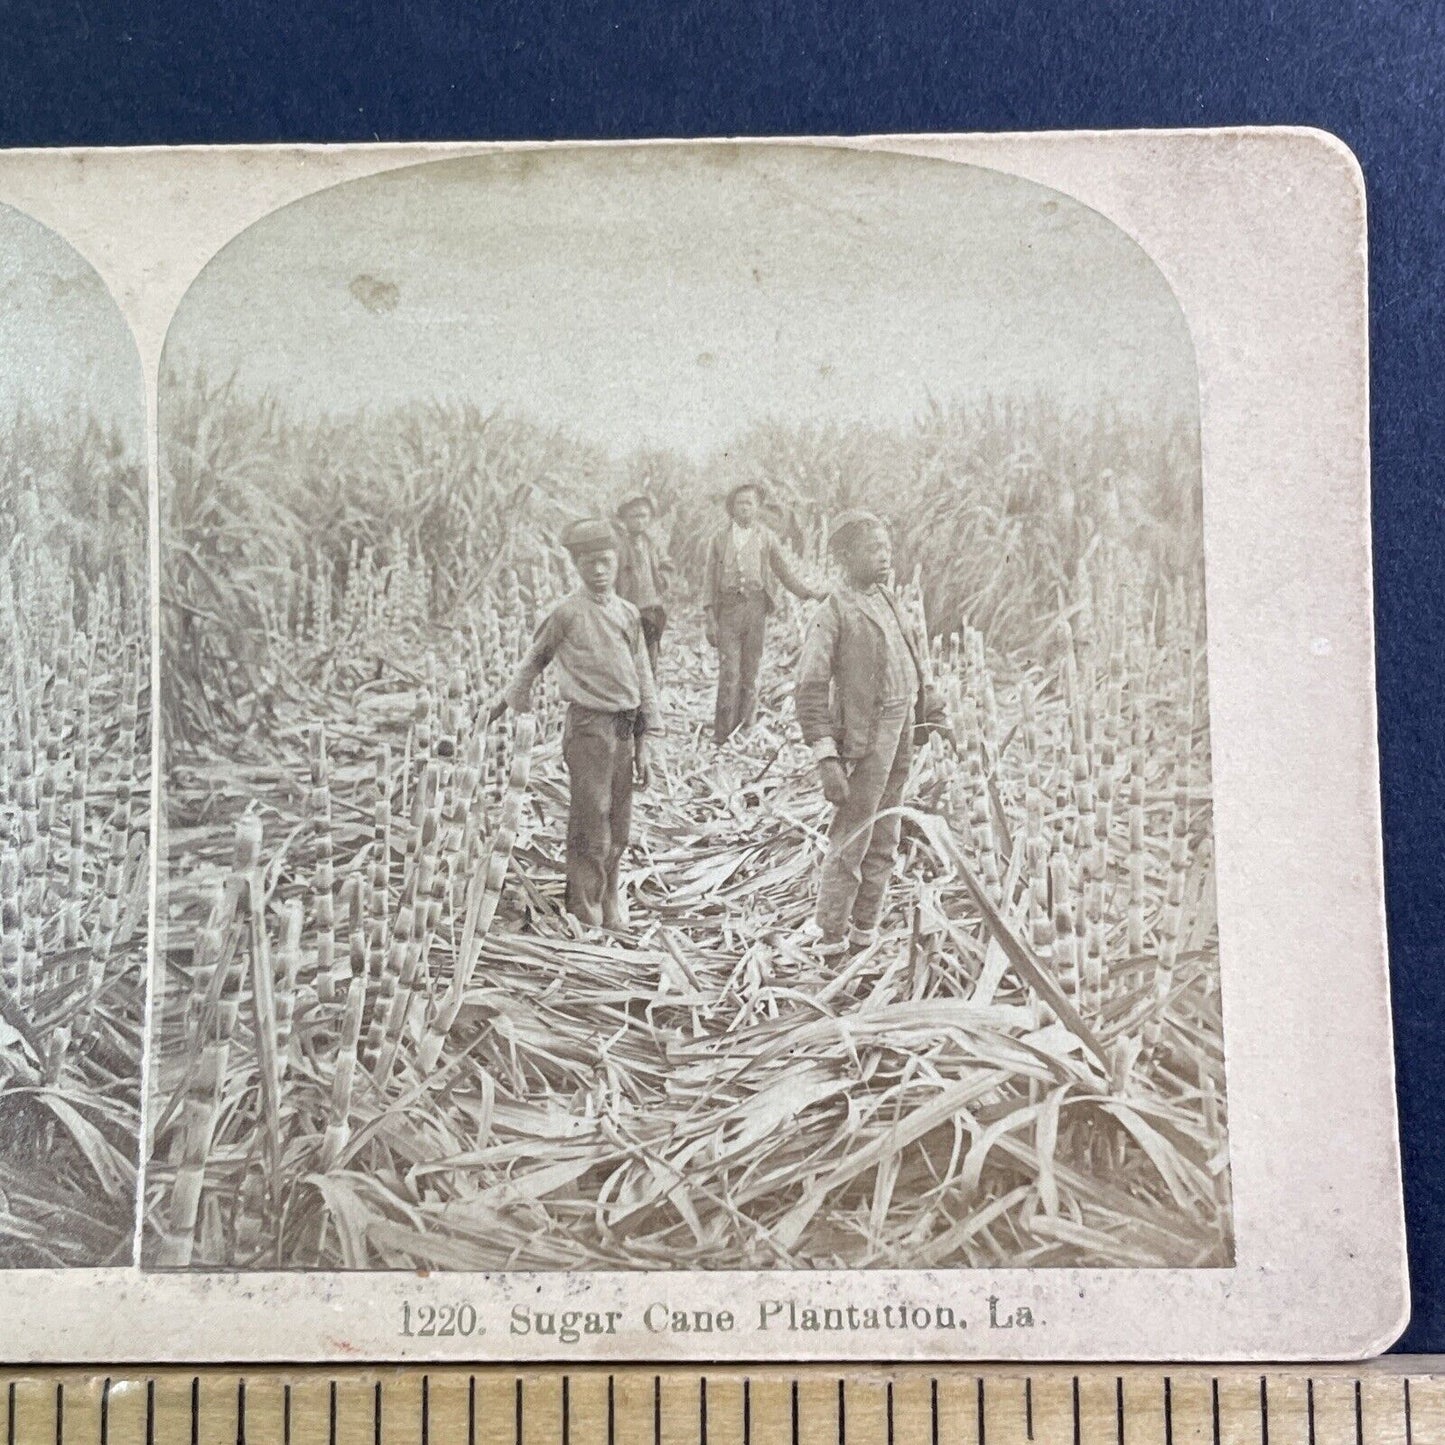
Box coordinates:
[166,146,1198,457]
[0,204,142,446]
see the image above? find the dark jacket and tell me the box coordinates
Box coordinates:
[614,528,670,615]
[702,524,816,616]
[794,583,946,761]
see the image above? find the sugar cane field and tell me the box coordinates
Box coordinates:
[0,409,150,1266]
[147,372,1231,1271]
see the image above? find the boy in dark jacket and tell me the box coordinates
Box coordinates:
[613,492,671,680]
[795,510,947,957]
[489,518,659,929]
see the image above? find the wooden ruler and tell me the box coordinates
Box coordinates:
[1,1364,1440,1445]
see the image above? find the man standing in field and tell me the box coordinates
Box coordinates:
[703,480,824,745]
[489,518,659,929]
[613,491,671,681]
[795,510,947,959]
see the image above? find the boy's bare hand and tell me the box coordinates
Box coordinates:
[634,738,652,788]
[703,613,717,648]
[819,759,850,807]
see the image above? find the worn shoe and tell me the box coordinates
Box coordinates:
[800,918,849,961]
[601,891,631,930]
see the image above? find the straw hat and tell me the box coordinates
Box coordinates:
[615,491,656,520]
[724,481,764,513]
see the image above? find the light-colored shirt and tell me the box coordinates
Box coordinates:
[503,589,660,732]
[857,584,920,705]
[726,523,765,591]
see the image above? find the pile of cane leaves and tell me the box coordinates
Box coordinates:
[151,608,1230,1271]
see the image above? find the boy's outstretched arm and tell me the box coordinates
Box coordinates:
[769,534,828,602]
[490,612,561,719]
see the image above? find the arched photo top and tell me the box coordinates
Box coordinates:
[161,143,1199,456]
[0,200,146,641]
[0,200,149,1269]
[152,143,1227,1276]
[0,202,143,457]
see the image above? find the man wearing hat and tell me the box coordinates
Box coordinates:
[489,517,660,929]
[702,480,824,745]
[613,491,671,680]
[794,509,947,958]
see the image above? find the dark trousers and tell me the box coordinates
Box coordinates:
[562,704,636,926]
[815,699,914,942]
[638,605,665,682]
[714,590,767,743]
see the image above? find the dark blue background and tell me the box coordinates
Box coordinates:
[2,0,1440,1353]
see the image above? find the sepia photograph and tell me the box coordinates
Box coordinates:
[0,129,1401,1361]
[0,203,150,1266]
[144,144,1230,1273]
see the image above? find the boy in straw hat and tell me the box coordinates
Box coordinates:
[489,517,659,929]
[613,491,671,680]
[702,479,825,745]
[795,509,948,958]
